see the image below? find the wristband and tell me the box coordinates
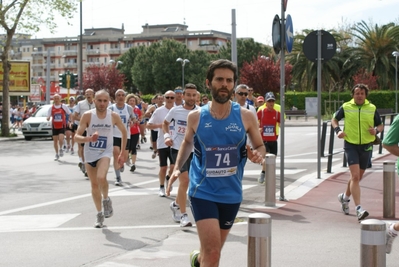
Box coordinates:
[375,128,380,135]
[164,133,171,140]
[334,126,341,135]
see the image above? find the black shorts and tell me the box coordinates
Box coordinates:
[72,124,78,131]
[190,197,241,230]
[151,130,158,143]
[344,141,372,170]
[87,159,100,168]
[66,124,74,133]
[113,137,130,150]
[52,128,65,136]
[171,148,192,173]
[158,147,174,167]
[263,141,278,155]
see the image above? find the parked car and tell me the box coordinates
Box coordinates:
[22,104,52,140]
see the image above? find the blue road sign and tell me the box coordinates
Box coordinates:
[285,14,294,53]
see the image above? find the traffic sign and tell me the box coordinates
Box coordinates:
[272,15,281,54]
[285,14,294,53]
[303,30,337,63]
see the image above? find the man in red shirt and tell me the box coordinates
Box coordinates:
[47,94,71,160]
[257,92,281,184]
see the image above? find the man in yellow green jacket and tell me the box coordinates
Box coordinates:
[331,84,383,222]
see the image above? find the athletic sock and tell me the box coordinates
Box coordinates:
[115,170,121,177]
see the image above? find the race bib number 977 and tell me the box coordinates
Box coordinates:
[89,136,107,149]
[205,145,238,177]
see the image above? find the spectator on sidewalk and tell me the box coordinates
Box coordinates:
[170,59,265,267]
[331,83,383,221]
[382,114,399,253]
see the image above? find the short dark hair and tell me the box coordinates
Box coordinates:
[206,59,238,84]
[351,83,369,97]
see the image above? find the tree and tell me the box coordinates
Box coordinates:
[352,68,379,89]
[239,56,292,97]
[118,46,145,93]
[82,64,125,99]
[351,21,399,89]
[0,0,77,136]
[218,38,272,71]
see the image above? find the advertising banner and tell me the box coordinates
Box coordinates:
[0,61,30,93]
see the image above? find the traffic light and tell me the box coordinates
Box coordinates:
[58,73,66,88]
[73,74,78,88]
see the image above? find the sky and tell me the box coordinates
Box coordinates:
[32,0,399,46]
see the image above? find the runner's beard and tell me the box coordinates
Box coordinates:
[211,87,232,104]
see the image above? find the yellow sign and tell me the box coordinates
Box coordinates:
[0,61,30,93]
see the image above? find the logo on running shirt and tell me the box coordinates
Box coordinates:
[225,123,242,132]
[204,122,212,128]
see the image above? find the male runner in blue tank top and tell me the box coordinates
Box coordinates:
[167,59,265,267]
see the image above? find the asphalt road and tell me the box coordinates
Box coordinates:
[0,127,382,266]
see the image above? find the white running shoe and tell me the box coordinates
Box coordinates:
[170,201,181,222]
[59,149,64,157]
[94,213,104,228]
[180,213,192,227]
[338,193,350,215]
[159,187,166,197]
[103,198,113,218]
[356,208,369,221]
[54,154,59,161]
[386,223,397,254]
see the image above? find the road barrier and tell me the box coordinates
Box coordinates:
[383,161,396,218]
[264,154,276,207]
[248,213,271,267]
[360,219,386,266]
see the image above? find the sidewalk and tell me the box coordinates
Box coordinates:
[94,153,399,267]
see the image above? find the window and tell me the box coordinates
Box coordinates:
[104,44,107,51]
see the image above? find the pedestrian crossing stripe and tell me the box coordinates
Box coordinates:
[0,214,80,231]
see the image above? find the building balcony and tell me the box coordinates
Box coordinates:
[108,48,121,54]
[32,63,43,68]
[86,49,99,55]
[84,62,101,67]
[43,51,56,57]
[63,50,78,56]
[32,52,44,57]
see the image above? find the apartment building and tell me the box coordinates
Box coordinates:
[7,23,231,92]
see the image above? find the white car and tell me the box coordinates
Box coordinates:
[22,104,53,140]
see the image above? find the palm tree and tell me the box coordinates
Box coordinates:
[351,21,399,89]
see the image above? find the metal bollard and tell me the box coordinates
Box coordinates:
[383,161,396,218]
[247,213,271,267]
[360,219,386,267]
[264,154,276,207]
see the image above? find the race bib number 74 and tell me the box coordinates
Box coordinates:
[205,145,238,177]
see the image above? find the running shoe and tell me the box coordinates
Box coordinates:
[94,212,104,228]
[151,152,157,159]
[130,164,136,172]
[136,144,141,150]
[258,172,265,184]
[66,145,70,153]
[115,177,122,186]
[170,201,181,223]
[190,250,200,267]
[140,138,144,144]
[81,163,86,174]
[386,223,397,254]
[54,154,59,161]
[143,137,147,143]
[78,162,83,170]
[338,193,350,215]
[103,197,113,218]
[180,213,192,227]
[159,187,166,197]
[59,149,64,157]
[356,208,369,221]
[70,148,74,155]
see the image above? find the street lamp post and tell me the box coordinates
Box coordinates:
[176,58,189,88]
[109,60,123,68]
[393,51,399,113]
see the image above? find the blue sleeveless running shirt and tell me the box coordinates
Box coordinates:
[188,101,247,203]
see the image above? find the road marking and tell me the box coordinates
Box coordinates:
[0,214,80,231]
[244,169,306,176]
